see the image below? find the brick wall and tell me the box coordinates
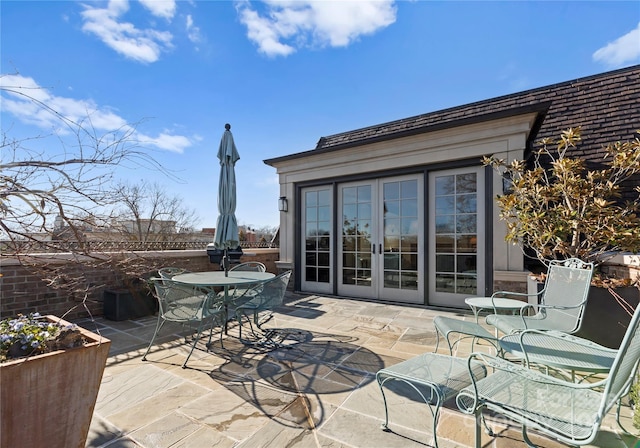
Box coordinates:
[0,249,280,320]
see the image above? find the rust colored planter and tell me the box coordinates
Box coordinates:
[0,316,111,448]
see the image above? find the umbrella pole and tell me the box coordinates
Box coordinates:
[224,248,229,277]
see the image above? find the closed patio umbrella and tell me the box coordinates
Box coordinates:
[213,123,240,276]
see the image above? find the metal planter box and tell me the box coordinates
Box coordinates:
[0,316,111,448]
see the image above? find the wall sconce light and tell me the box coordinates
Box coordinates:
[278,196,288,212]
[502,171,513,195]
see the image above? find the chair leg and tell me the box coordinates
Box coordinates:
[182,323,205,369]
[142,318,165,361]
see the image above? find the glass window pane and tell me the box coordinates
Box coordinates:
[385,236,400,251]
[384,200,400,217]
[401,217,417,234]
[401,199,417,217]
[358,203,372,219]
[306,238,317,250]
[384,182,400,200]
[357,220,371,237]
[456,173,477,193]
[318,236,330,249]
[342,236,355,251]
[318,252,330,266]
[436,254,455,272]
[318,189,330,205]
[457,255,477,273]
[457,235,477,252]
[383,271,399,289]
[343,204,357,223]
[306,267,317,282]
[356,236,370,251]
[357,185,371,202]
[306,252,317,266]
[318,220,331,235]
[384,218,400,236]
[401,272,418,290]
[342,269,355,284]
[457,275,477,294]
[456,214,477,233]
[358,253,371,269]
[401,253,418,271]
[343,187,357,203]
[401,180,417,199]
[435,196,454,215]
[400,235,418,251]
[435,176,455,195]
[435,215,454,234]
[306,207,318,222]
[456,194,477,213]
[318,206,331,221]
[436,235,454,252]
[318,268,330,283]
[305,191,318,206]
[384,253,399,270]
[343,252,356,268]
[436,274,455,292]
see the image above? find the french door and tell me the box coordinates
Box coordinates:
[337,175,423,303]
[428,167,485,308]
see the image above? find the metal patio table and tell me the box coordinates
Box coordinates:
[172,271,275,333]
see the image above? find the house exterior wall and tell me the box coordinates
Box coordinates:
[266,65,640,307]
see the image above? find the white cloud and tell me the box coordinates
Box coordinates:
[185,14,202,44]
[138,0,176,20]
[236,0,397,57]
[0,74,192,153]
[136,131,192,153]
[593,22,640,67]
[80,0,173,63]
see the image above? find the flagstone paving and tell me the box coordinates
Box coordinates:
[80,292,640,448]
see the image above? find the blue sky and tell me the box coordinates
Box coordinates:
[2,1,639,230]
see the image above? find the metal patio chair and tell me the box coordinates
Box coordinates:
[485,258,593,335]
[142,278,225,368]
[233,270,292,346]
[456,301,640,447]
[158,267,190,280]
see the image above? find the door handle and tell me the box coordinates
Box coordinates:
[372,244,375,254]
[379,244,382,254]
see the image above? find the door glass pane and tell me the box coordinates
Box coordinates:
[304,188,331,284]
[434,173,478,294]
[342,185,372,286]
[382,179,418,290]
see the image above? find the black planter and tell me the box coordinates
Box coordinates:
[575,286,640,349]
[103,287,157,321]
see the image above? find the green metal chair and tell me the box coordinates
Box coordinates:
[158,267,190,280]
[485,258,594,335]
[456,301,640,447]
[222,262,267,300]
[142,278,225,368]
[233,270,292,346]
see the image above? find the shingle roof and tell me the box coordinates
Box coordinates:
[264,65,640,165]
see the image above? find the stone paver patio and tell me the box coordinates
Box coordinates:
[80,292,640,448]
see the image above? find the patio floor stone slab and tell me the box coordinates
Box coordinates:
[84,292,640,448]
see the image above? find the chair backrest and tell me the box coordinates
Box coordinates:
[599,302,640,419]
[158,267,190,280]
[230,262,266,273]
[245,270,292,311]
[150,278,212,322]
[538,258,594,333]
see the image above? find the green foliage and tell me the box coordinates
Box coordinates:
[630,376,640,430]
[484,127,640,267]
